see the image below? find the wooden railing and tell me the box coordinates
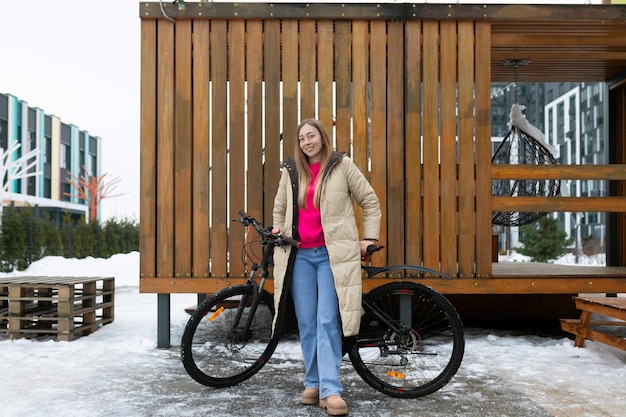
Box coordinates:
[492,164,626,212]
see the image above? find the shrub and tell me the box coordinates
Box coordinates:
[0,205,139,271]
[516,216,573,263]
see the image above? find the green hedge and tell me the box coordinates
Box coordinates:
[0,205,139,272]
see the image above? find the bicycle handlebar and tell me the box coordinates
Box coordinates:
[236,210,384,259]
[363,244,384,261]
[236,210,300,248]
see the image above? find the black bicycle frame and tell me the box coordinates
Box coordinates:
[234,239,275,342]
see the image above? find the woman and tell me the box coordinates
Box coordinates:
[272,119,381,416]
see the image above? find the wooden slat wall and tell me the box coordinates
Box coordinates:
[139,17,492,290]
[229,20,246,278]
[175,21,192,278]
[140,20,157,279]
[440,21,458,276]
[387,21,405,267]
[405,20,422,268]
[211,21,228,277]
[457,21,474,277]
[475,22,494,276]
[422,21,440,271]
[246,21,264,228]
[370,20,388,266]
[156,22,174,279]
[263,21,281,228]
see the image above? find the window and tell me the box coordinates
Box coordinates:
[0,118,7,150]
[61,182,72,202]
[28,130,36,151]
[90,154,97,176]
[44,137,52,164]
[61,144,69,169]
[44,178,51,198]
[27,176,36,196]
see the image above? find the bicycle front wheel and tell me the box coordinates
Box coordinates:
[180,284,278,387]
[349,281,464,398]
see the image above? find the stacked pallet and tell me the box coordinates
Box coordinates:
[0,276,114,341]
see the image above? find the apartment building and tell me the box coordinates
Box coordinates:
[491,82,607,257]
[0,92,101,222]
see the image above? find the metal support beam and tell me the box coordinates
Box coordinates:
[157,294,171,348]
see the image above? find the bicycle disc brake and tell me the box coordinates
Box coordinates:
[387,328,422,365]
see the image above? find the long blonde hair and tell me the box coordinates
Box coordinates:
[295,119,333,209]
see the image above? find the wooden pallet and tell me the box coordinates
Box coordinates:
[0,282,6,332]
[0,276,114,341]
[560,296,626,351]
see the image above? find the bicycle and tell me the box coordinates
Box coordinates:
[181,210,464,398]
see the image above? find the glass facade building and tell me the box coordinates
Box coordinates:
[491,82,608,258]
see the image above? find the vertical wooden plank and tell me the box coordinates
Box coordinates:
[156,21,175,279]
[405,20,422,266]
[617,86,626,266]
[140,19,157,280]
[192,21,210,277]
[264,20,282,227]
[621,89,626,267]
[475,21,493,277]
[335,21,352,154]
[317,21,334,133]
[369,20,387,265]
[352,20,368,172]
[300,20,317,120]
[229,20,246,277]
[422,21,440,270]
[174,20,192,278]
[458,21,477,277]
[608,84,626,266]
[211,20,228,276]
[246,21,264,223]
[387,21,405,266]
[439,21,458,277]
[282,20,299,158]
[352,20,369,233]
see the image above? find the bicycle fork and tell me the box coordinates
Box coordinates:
[232,266,266,343]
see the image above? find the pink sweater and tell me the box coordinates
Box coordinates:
[298,162,326,248]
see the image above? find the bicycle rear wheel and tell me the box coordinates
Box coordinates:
[180,284,278,387]
[349,281,464,398]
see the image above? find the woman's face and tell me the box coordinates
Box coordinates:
[298,123,323,163]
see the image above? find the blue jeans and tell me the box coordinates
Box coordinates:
[291,246,343,399]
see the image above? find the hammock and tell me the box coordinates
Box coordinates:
[491,103,561,227]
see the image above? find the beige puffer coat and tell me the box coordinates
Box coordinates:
[272,152,381,337]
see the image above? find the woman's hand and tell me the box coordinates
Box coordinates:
[359,240,377,257]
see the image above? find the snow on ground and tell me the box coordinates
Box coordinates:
[499,251,606,266]
[0,252,624,417]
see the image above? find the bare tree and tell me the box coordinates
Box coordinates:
[0,143,40,224]
[65,165,121,221]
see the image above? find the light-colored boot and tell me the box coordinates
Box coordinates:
[319,394,348,416]
[300,388,319,405]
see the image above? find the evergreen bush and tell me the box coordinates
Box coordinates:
[0,205,139,272]
[516,216,573,263]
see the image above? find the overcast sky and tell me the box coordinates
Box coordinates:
[0,0,601,221]
[0,0,139,220]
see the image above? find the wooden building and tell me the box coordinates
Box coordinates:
[138,2,626,345]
